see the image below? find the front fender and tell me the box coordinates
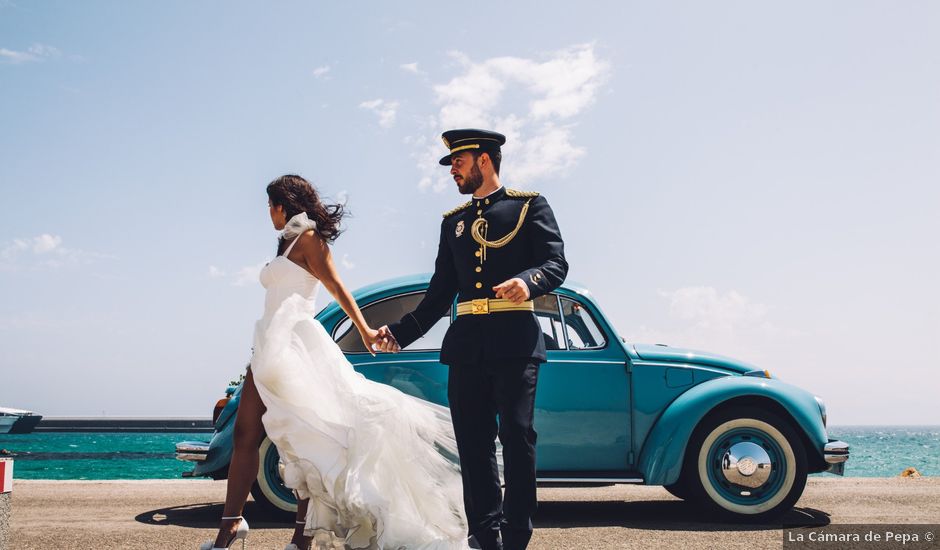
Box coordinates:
[637,375,827,486]
[192,384,242,478]
[193,419,236,477]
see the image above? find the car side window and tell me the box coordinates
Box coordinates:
[333,292,450,353]
[534,294,566,350]
[560,296,607,350]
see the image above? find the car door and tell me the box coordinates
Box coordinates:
[533,293,632,474]
[331,291,452,406]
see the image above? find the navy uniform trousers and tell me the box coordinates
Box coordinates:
[448,359,539,550]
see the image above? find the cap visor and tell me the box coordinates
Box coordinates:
[439,155,452,166]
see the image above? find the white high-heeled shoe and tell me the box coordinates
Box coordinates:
[199,515,249,550]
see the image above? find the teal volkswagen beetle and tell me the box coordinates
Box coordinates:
[176,274,849,521]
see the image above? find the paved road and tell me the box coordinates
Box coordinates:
[8,478,939,549]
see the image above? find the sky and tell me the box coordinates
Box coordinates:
[1,1,938,425]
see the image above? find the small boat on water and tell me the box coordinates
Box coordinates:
[0,407,43,434]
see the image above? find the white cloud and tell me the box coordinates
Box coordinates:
[341,254,355,270]
[1,239,28,260]
[312,65,331,79]
[359,98,399,128]
[4,234,63,257]
[31,233,62,253]
[505,125,585,186]
[660,286,769,332]
[0,48,35,64]
[414,43,610,192]
[233,261,267,287]
[0,234,108,270]
[207,265,226,279]
[400,62,422,75]
[0,43,61,64]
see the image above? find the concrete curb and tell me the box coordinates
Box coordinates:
[0,492,9,550]
[0,458,11,550]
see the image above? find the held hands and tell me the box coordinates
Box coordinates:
[358,325,400,355]
[493,278,530,304]
[374,325,401,353]
[359,327,382,357]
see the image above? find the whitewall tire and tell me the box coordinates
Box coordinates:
[683,406,808,521]
[249,436,298,518]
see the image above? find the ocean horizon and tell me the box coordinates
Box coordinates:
[1,425,937,480]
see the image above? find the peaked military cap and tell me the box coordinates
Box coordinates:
[439,128,506,165]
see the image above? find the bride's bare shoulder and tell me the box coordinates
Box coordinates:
[295,230,328,255]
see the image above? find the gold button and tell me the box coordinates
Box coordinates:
[474,250,481,257]
[475,282,482,289]
[476,201,481,207]
[475,266,482,273]
[485,198,490,204]
[477,209,482,215]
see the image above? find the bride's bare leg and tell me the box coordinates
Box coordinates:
[290,497,312,549]
[213,370,266,548]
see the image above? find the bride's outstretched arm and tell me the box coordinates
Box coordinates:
[296,231,379,355]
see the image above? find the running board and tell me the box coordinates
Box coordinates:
[536,471,644,484]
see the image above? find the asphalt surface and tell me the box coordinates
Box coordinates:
[7,477,940,549]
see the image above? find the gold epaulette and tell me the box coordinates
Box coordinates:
[505,188,540,199]
[443,201,472,218]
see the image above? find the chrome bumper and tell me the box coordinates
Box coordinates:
[823,439,849,475]
[175,440,210,462]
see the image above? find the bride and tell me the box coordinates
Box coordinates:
[201,175,468,550]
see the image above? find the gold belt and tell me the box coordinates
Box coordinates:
[456,298,534,316]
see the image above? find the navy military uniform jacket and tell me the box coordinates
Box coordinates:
[389,187,567,365]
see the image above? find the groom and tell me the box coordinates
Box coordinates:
[377,129,567,550]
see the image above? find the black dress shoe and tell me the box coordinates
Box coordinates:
[501,528,532,550]
[469,533,503,550]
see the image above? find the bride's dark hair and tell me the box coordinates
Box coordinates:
[266,174,346,253]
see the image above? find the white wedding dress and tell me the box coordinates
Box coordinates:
[250,231,469,550]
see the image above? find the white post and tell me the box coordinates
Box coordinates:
[0,458,11,550]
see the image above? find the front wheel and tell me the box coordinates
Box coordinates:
[250,436,298,519]
[663,479,694,501]
[683,406,807,521]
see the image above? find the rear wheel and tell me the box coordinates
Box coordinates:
[249,436,297,519]
[683,406,807,521]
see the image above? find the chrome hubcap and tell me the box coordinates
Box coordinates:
[721,441,772,489]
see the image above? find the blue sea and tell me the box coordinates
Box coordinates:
[1,426,937,479]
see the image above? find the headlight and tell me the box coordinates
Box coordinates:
[814,396,827,427]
